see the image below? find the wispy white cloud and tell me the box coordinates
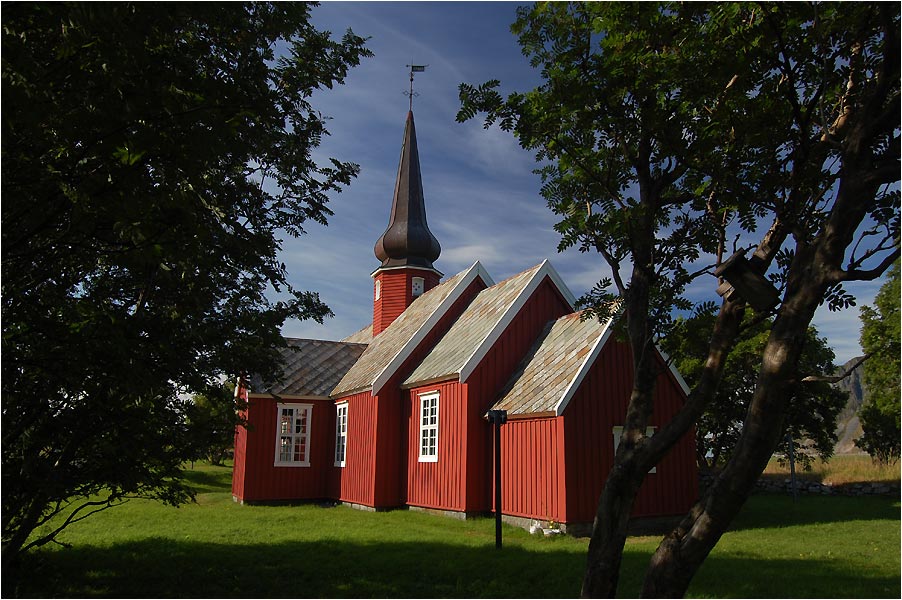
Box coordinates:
[272,2,878,365]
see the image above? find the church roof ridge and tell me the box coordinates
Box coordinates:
[331,261,491,397]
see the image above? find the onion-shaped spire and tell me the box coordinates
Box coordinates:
[374,111,441,270]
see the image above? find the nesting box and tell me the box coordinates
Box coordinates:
[714,250,780,312]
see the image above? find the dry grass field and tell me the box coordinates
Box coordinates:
[763,454,900,485]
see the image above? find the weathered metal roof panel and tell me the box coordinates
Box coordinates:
[341,324,373,344]
[491,311,613,415]
[331,262,489,397]
[403,263,544,386]
[249,338,367,398]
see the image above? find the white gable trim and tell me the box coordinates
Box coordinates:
[553,317,614,416]
[656,348,691,396]
[371,261,494,396]
[459,259,577,384]
[551,327,692,416]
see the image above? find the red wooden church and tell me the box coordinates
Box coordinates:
[232,111,698,533]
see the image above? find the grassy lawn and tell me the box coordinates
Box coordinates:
[17,463,900,598]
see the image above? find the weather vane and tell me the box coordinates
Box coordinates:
[404,63,428,111]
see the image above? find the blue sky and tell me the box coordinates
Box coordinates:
[279,1,884,365]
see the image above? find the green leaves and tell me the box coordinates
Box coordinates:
[664,310,847,470]
[2,1,369,563]
[112,145,146,165]
[857,262,901,463]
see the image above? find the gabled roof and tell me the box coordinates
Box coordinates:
[341,324,373,344]
[403,260,576,388]
[331,262,493,398]
[491,311,614,416]
[249,338,367,399]
[491,309,692,417]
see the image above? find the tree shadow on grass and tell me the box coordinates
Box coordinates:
[725,493,900,533]
[17,535,900,598]
[18,537,587,598]
[180,467,234,494]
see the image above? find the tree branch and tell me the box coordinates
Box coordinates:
[801,353,870,383]
[21,497,125,554]
[835,247,901,282]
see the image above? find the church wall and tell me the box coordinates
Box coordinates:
[562,340,699,523]
[231,383,250,501]
[232,394,334,503]
[497,415,569,524]
[403,379,468,512]
[463,276,574,511]
[376,276,487,508]
[329,389,377,507]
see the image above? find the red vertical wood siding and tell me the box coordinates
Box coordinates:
[498,416,568,523]
[404,380,467,511]
[332,277,487,509]
[231,384,249,499]
[562,341,698,523]
[464,277,573,511]
[373,385,403,507]
[373,268,442,335]
[329,390,378,506]
[232,395,334,502]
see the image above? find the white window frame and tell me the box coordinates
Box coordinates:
[274,403,312,467]
[418,391,439,462]
[334,402,348,467]
[375,279,382,301]
[411,276,425,297]
[612,426,657,473]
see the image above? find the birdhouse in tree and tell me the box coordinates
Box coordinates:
[714,250,780,312]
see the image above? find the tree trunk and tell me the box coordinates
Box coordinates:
[581,176,662,597]
[641,140,881,596]
[2,495,47,598]
[581,454,647,597]
[580,209,789,597]
[641,267,825,597]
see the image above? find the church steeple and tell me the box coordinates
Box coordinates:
[371,111,442,336]
[374,111,441,271]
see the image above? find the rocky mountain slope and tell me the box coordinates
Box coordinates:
[833,356,866,454]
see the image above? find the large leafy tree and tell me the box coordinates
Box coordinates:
[665,312,847,471]
[856,261,901,463]
[186,382,242,466]
[1,1,370,583]
[459,2,899,597]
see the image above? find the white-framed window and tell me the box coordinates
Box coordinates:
[612,426,657,473]
[375,279,382,301]
[418,391,439,462]
[274,403,312,467]
[411,276,425,297]
[334,402,348,467]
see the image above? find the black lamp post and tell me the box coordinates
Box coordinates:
[486,409,507,549]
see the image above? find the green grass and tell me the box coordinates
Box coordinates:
[17,463,900,598]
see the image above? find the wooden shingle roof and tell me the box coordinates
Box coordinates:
[403,261,574,388]
[331,262,492,397]
[491,311,614,416]
[249,338,368,398]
